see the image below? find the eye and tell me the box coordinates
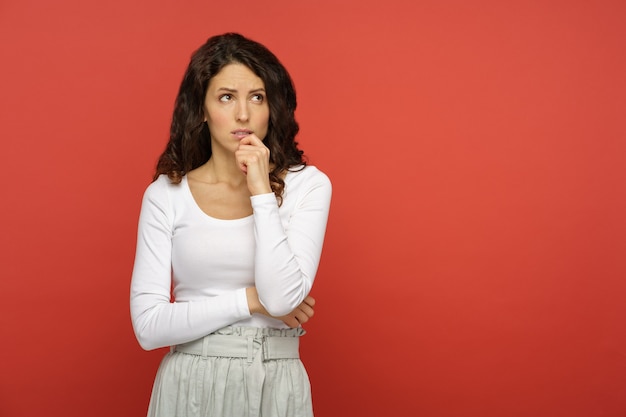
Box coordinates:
[251,94,264,103]
[219,94,232,102]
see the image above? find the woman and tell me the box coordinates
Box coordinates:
[130,33,332,417]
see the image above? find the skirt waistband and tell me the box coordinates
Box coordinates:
[175,333,300,362]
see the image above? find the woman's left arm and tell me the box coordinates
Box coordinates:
[251,169,332,316]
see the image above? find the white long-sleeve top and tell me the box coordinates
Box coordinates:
[130,165,332,351]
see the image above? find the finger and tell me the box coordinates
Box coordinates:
[236,150,267,168]
[297,303,314,318]
[293,309,309,325]
[238,133,264,147]
[295,314,308,325]
[282,316,299,328]
[237,142,269,162]
[238,134,254,146]
[303,296,315,307]
[237,158,248,174]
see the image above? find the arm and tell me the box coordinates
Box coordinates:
[247,287,317,327]
[129,179,251,350]
[251,170,332,316]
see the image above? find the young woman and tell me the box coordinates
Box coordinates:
[130,33,332,417]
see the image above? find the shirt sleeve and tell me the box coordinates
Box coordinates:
[129,179,251,351]
[251,169,332,316]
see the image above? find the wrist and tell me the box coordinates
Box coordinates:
[246,287,266,315]
[249,183,272,196]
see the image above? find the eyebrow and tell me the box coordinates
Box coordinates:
[216,87,266,93]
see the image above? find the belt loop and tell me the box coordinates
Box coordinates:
[202,335,209,357]
[262,335,269,361]
[247,336,254,363]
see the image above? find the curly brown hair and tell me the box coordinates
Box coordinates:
[154,33,306,203]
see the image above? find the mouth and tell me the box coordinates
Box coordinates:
[232,129,253,139]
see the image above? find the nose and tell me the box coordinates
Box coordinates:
[236,101,249,122]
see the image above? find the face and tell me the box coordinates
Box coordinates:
[204,63,270,154]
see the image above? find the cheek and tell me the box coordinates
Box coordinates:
[260,107,270,127]
[259,112,270,138]
[206,109,228,129]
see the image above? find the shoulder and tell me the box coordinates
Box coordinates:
[282,165,332,208]
[141,175,186,207]
[285,165,331,190]
[144,174,185,193]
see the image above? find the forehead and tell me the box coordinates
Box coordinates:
[208,63,265,90]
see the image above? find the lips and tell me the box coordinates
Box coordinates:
[232,129,253,139]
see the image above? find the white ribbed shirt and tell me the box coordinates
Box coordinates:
[130,166,331,350]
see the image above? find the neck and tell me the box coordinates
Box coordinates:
[194,156,247,186]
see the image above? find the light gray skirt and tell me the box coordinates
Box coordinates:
[147,326,313,417]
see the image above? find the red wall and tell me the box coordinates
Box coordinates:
[1,0,625,416]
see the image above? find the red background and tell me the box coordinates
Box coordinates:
[1,0,625,416]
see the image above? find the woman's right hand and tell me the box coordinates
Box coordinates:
[276,296,315,328]
[246,287,315,327]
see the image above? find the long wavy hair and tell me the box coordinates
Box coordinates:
[154,33,306,203]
